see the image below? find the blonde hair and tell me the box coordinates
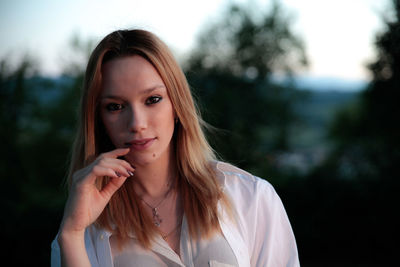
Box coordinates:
[68,29,229,248]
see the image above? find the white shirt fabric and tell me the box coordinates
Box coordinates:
[111,215,238,267]
[51,161,300,267]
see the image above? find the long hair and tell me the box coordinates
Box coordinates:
[68,29,230,248]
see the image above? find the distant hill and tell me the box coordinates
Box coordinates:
[270,75,364,146]
[272,74,368,92]
[292,75,368,92]
[271,75,364,148]
[268,75,365,174]
[277,88,360,174]
[295,89,359,129]
[24,75,75,104]
[291,87,359,148]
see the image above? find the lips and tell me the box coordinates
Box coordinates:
[125,138,156,151]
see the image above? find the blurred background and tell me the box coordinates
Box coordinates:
[1,0,399,266]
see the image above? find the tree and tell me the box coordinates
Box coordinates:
[0,35,93,266]
[300,0,400,263]
[185,0,307,175]
[329,0,400,181]
[0,57,66,265]
[187,0,307,80]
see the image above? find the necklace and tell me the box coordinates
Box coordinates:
[140,185,173,227]
[161,222,182,240]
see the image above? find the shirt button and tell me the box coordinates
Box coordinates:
[100,234,104,240]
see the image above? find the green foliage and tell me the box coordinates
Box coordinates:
[187,0,307,80]
[0,35,91,265]
[61,33,96,77]
[185,1,307,177]
[297,0,400,264]
[0,59,64,264]
[328,0,400,180]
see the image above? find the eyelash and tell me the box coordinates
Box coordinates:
[105,103,124,111]
[104,96,162,112]
[145,96,162,105]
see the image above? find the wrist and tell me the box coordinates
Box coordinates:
[57,227,91,267]
[57,227,85,245]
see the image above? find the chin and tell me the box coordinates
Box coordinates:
[124,153,158,167]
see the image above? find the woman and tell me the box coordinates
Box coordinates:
[51,29,299,267]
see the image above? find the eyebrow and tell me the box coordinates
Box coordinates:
[101,85,166,99]
[139,85,166,95]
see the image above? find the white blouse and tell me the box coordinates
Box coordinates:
[51,161,300,267]
[111,216,238,267]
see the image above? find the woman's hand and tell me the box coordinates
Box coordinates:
[59,148,134,236]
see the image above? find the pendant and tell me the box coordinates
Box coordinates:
[152,207,162,227]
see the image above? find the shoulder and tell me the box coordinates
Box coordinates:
[211,161,280,214]
[213,161,300,266]
[212,161,276,197]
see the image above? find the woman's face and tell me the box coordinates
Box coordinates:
[100,55,176,167]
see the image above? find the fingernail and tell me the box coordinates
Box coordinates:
[127,170,134,177]
[115,171,121,177]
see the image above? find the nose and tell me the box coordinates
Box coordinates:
[127,106,147,133]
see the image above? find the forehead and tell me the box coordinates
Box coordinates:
[101,55,166,95]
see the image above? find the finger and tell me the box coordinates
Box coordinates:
[103,148,130,158]
[97,157,135,173]
[110,164,132,178]
[118,159,135,173]
[100,176,129,200]
[91,165,122,179]
[96,158,135,177]
[73,149,133,185]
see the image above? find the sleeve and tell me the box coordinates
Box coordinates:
[50,236,61,267]
[249,179,300,267]
[50,228,100,267]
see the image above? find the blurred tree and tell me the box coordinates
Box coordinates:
[329,0,400,181]
[187,0,307,80]
[288,0,400,264]
[61,33,96,77]
[0,35,93,265]
[185,0,307,176]
[0,57,66,264]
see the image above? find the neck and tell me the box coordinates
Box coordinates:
[132,151,177,198]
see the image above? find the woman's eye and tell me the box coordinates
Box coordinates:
[146,96,162,105]
[106,103,124,111]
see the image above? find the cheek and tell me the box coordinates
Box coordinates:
[154,108,175,136]
[101,113,120,141]
[164,108,176,130]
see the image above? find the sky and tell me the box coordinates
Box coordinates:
[0,0,390,81]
